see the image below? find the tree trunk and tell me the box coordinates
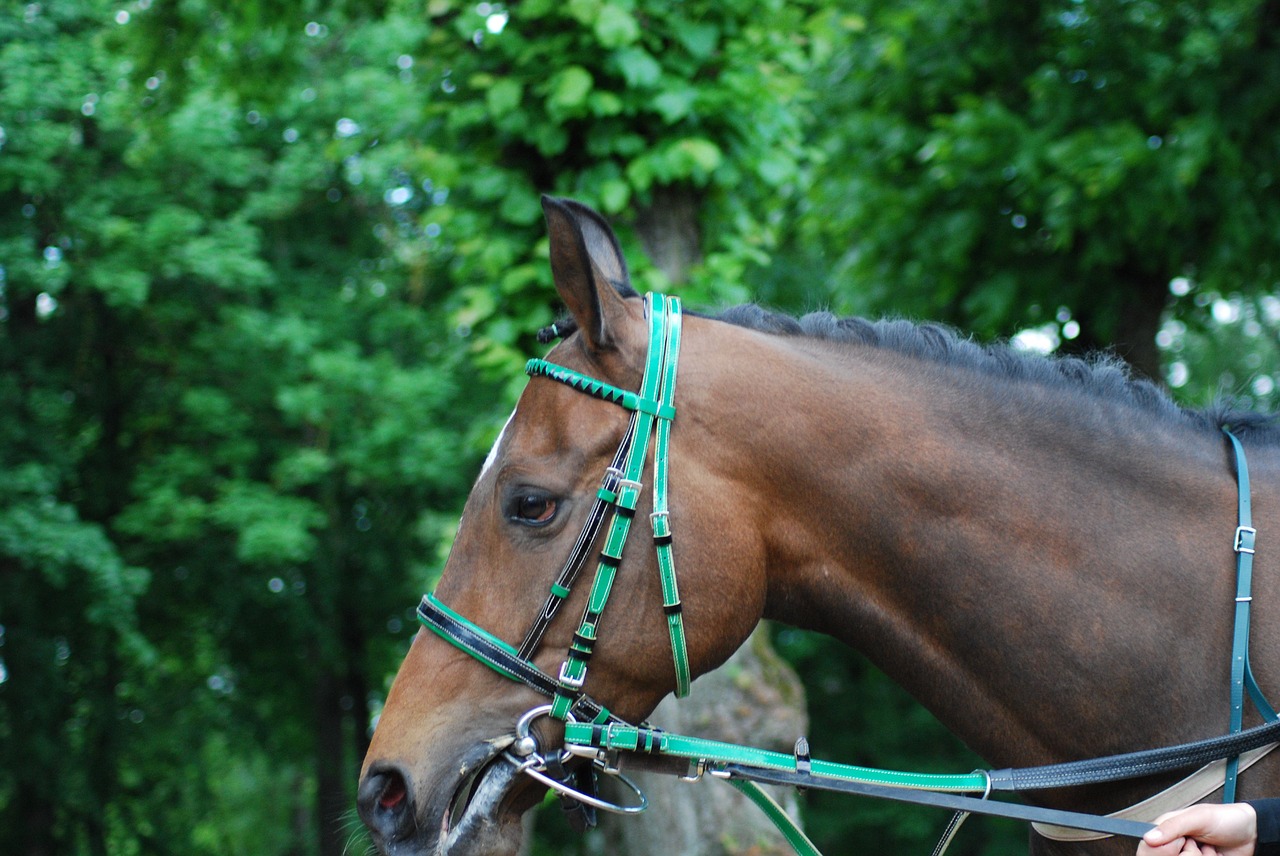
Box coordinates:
[1063,267,1169,382]
[315,667,349,856]
[634,185,704,284]
[1108,267,1169,383]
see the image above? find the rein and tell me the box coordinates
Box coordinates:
[418,291,1279,853]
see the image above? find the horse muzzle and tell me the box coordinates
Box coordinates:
[358,737,528,856]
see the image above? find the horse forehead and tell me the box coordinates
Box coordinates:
[470,395,600,503]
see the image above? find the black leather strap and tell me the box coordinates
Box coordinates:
[418,595,614,724]
[989,715,1280,791]
[724,765,1154,839]
[517,419,636,660]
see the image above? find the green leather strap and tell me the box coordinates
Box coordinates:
[1222,427,1277,801]
[546,294,691,717]
[563,722,991,793]
[722,778,822,856]
[651,297,691,697]
[526,359,641,412]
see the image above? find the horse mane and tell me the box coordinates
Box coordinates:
[714,303,1279,442]
[537,298,1277,441]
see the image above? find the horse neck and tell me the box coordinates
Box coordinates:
[689,325,1253,768]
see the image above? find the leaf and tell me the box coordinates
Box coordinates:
[652,88,697,124]
[599,178,631,213]
[486,79,523,117]
[675,22,719,58]
[672,137,724,180]
[612,47,662,89]
[593,5,640,48]
[547,65,594,111]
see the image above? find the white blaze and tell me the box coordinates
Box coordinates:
[479,408,517,480]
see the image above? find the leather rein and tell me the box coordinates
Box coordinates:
[415,292,1279,853]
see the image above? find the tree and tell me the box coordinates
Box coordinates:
[2,2,484,852]
[1,1,818,853]
[766,0,1280,382]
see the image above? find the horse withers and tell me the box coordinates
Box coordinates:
[358,196,1280,856]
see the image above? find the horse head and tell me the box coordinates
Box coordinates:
[356,197,767,856]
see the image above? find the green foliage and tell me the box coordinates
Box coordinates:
[0,0,816,852]
[1160,287,1280,411]
[763,0,1280,379]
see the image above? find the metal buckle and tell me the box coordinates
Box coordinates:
[558,661,586,690]
[563,743,605,762]
[1236,526,1258,555]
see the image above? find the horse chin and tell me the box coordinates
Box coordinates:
[435,753,527,856]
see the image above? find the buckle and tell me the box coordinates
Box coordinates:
[616,477,644,494]
[558,661,586,690]
[1235,526,1258,555]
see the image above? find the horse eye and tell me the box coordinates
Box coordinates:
[511,493,557,526]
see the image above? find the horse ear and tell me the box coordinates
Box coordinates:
[541,196,633,353]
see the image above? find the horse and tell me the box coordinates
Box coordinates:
[356,196,1280,856]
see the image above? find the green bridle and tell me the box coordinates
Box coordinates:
[418,292,691,725]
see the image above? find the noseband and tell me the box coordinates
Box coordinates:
[417,292,690,728]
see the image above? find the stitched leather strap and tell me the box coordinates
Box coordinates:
[517,424,635,660]
[565,722,989,792]
[649,298,691,697]
[721,778,822,856]
[547,294,690,718]
[1033,743,1279,841]
[722,766,1153,840]
[418,594,616,725]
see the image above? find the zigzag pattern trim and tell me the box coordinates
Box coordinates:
[526,358,641,412]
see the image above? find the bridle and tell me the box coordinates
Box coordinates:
[418,292,689,732]
[411,290,1280,853]
[415,291,693,830]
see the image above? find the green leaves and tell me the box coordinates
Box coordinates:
[546,65,595,116]
[612,46,663,88]
[591,4,641,48]
[211,483,323,565]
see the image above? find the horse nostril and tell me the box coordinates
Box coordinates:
[378,774,407,810]
[358,766,415,839]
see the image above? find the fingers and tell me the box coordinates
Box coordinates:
[1137,834,1194,856]
[1136,803,1257,856]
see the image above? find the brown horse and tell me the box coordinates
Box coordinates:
[357,196,1280,856]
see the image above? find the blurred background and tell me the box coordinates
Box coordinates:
[3,1,1279,854]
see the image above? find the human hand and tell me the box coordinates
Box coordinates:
[1137,803,1258,856]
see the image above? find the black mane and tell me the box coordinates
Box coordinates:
[538,300,1277,440]
[715,303,1277,440]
